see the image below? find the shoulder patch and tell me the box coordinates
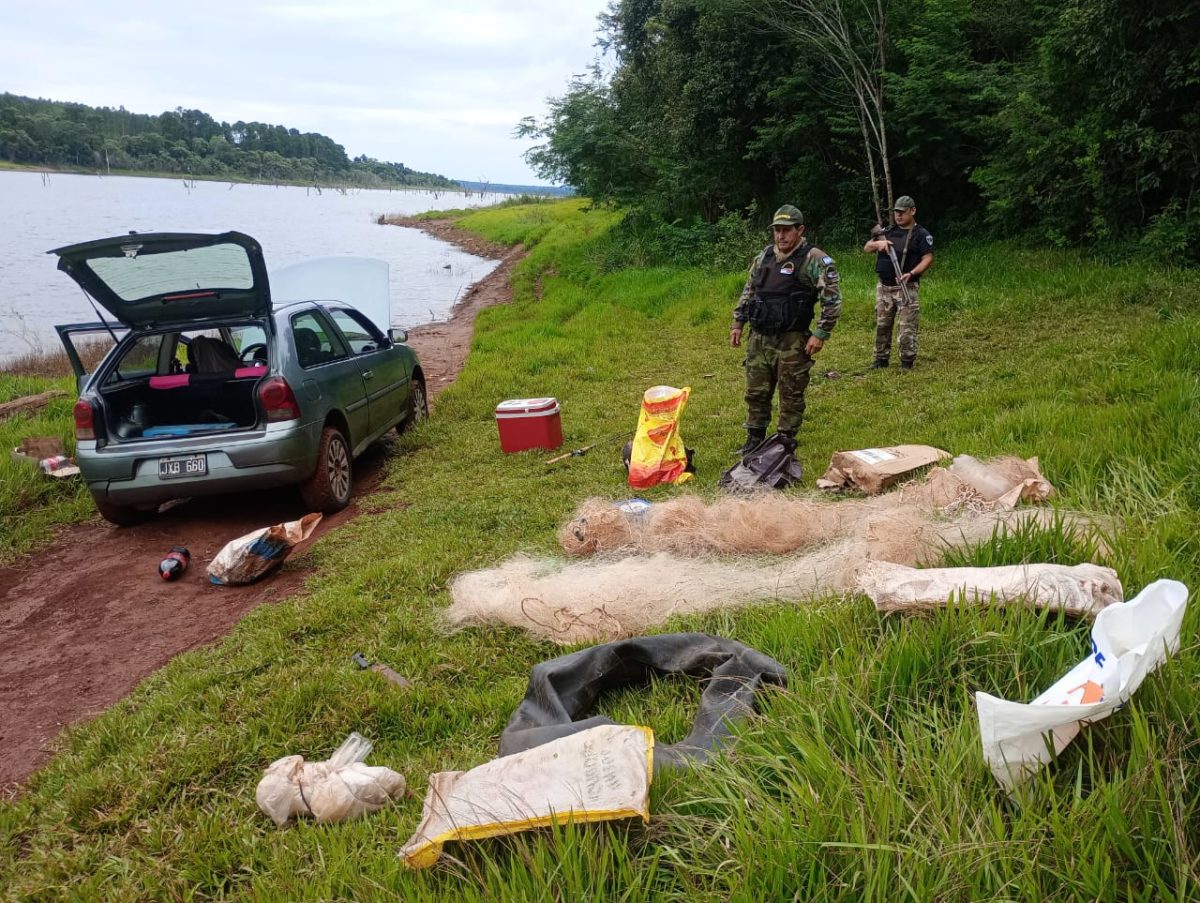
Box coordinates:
[821,255,833,265]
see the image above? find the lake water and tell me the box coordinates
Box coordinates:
[0,170,502,364]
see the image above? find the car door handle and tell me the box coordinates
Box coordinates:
[362,370,374,380]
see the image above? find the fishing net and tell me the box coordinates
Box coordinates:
[449,508,1078,645]
[558,455,1055,558]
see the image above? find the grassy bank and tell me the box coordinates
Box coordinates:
[1,199,1197,900]
[0,374,92,560]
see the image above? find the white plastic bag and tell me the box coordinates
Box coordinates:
[858,561,1122,617]
[976,579,1188,789]
[256,732,406,827]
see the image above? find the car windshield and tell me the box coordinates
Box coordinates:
[90,242,255,302]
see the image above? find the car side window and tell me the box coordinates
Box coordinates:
[328,308,387,355]
[291,311,347,369]
[106,333,165,384]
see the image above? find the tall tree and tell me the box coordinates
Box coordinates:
[751,0,895,220]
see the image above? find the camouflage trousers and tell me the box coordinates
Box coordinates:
[743,330,814,435]
[874,281,920,363]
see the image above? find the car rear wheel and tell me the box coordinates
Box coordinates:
[94,496,156,527]
[300,426,352,512]
[399,376,429,434]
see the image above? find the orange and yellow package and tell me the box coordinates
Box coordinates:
[628,386,693,489]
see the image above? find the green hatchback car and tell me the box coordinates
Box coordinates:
[53,231,428,526]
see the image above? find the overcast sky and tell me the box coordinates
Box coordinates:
[1,1,613,185]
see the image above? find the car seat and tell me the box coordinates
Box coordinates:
[187,335,243,373]
[294,327,323,367]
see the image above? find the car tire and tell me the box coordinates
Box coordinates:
[399,376,429,434]
[300,426,352,512]
[94,496,155,527]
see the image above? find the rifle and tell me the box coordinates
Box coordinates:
[871,225,913,306]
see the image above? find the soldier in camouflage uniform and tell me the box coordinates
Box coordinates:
[730,205,842,454]
[864,195,934,370]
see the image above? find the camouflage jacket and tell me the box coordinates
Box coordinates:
[732,242,842,339]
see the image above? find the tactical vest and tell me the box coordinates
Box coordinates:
[749,244,818,334]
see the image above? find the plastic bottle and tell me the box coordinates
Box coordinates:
[949,454,1013,499]
[159,547,191,581]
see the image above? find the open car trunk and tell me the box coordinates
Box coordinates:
[98,367,267,441]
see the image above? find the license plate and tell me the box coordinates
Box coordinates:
[158,454,207,479]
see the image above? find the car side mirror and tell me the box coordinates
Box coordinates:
[388,327,407,344]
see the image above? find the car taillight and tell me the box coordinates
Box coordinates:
[73,399,96,440]
[257,376,301,422]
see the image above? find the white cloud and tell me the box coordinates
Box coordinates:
[0,0,610,184]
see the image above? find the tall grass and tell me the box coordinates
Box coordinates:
[0,201,1197,900]
[0,375,92,560]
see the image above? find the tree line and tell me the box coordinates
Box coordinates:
[520,0,1199,260]
[0,93,459,190]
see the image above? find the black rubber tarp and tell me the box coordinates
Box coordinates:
[499,633,787,769]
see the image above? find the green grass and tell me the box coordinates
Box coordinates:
[0,374,92,561]
[1,201,1198,900]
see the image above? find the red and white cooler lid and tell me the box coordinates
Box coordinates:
[495,397,559,416]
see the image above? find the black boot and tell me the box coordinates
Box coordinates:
[870,358,889,369]
[900,359,915,370]
[737,428,766,455]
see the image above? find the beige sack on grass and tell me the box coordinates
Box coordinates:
[857,561,1123,617]
[401,724,653,869]
[256,733,406,827]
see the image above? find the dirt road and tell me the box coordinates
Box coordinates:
[0,220,522,791]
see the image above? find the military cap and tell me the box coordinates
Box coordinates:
[893,195,916,210]
[771,204,804,227]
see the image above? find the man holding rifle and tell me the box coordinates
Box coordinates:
[864,196,933,370]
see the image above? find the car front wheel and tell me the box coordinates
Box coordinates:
[300,426,352,512]
[399,376,429,433]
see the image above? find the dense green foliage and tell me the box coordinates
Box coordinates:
[1,201,1198,900]
[0,93,459,188]
[522,0,1200,257]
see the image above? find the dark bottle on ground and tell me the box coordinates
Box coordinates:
[159,547,191,581]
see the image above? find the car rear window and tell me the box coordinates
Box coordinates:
[90,242,254,302]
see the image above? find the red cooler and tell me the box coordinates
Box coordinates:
[495,397,563,453]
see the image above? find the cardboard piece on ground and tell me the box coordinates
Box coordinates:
[400,724,654,869]
[13,437,65,460]
[11,438,80,478]
[817,445,949,494]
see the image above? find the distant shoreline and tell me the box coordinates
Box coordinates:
[0,160,469,193]
[0,161,570,197]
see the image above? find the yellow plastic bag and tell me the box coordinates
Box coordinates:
[628,386,693,489]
